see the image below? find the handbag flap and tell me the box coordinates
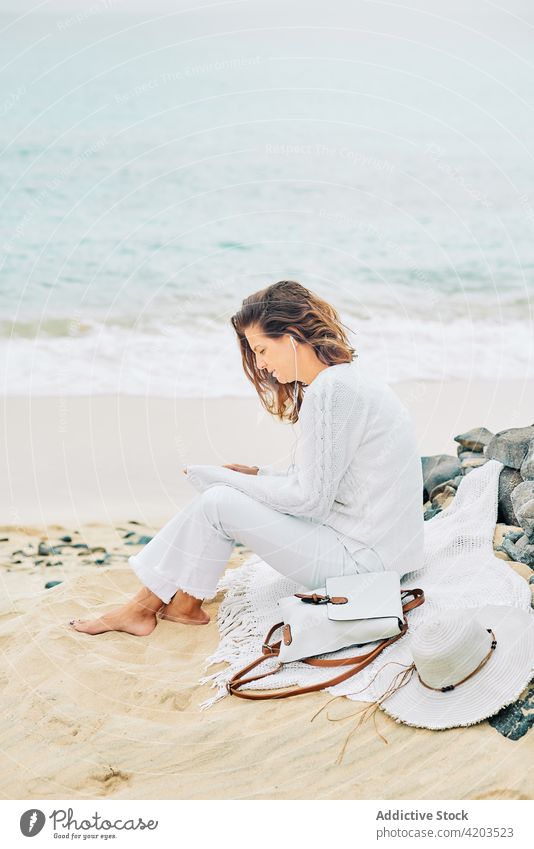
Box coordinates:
[324,571,403,621]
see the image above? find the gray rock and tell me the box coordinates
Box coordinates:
[497,467,523,525]
[500,533,534,569]
[428,475,463,501]
[489,680,534,739]
[124,534,153,546]
[44,580,63,589]
[424,505,442,521]
[485,425,534,469]
[95,553,112,565]
[458,450,487,462]
[431,486,456,509]
[454,427,494,453]
[503,529,524,545]
[460,456,488,471]
[510,480,534,542]
[421,455,462,502]
[520,440,534,480]
[462,463,485,475]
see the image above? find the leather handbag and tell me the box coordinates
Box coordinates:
[226,571,425,700]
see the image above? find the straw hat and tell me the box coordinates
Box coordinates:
[371,605,534,730]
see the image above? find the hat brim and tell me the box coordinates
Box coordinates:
[374,605,534,730]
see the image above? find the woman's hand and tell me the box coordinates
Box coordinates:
[222,463,259,475]
[182,464,259,476]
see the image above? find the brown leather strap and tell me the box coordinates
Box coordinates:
[226,587,425,700]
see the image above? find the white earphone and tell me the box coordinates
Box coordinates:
[290,336,298,406]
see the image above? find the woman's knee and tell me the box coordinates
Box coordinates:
[199,484,241,522]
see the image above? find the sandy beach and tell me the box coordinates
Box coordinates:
[1,381,533,800]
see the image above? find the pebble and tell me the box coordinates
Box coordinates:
[124,535,153,545]
[453,427,494,453]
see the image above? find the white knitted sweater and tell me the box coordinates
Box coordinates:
[185,360,425,577]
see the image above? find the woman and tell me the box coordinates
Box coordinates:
[70,280,424,636]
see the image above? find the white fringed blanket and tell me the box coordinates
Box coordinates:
[198,459,532,710]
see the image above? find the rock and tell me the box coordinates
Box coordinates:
[125,534,153,546]
[510,480,534,542]
[489,680,534,740]
[424,505,442,521]
[94,553,112,565]
[38,542,63,555]
[520,441,534,480]
[454,427,494,453]
[493,523,523,550]
[493,525,524,560]
[460,456,488,471]
[431,486,456,509]
[59,535,72,542]
[502,529,524,545]
[497,467,523,525]
[485,425,534,469]
[421,455,462,502]
[500,533,534,569]
[0,537,9,542]
[428,475,463,501]
[44,580,63,589]
[458,450,486,462]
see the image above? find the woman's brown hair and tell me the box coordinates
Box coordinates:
[230,280,357,423]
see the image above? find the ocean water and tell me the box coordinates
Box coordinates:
[1,1,533,397]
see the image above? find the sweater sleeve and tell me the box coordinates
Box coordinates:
[185,377,362,521]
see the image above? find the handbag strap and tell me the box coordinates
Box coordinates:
[225,587,425,700]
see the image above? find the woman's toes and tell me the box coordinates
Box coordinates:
[67,611,157,636]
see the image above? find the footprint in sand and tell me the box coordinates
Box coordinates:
[159,690,192,711]
[88,767,131,796]
[473,789,530,800]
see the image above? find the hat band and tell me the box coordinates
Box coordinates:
[417,628,497,693]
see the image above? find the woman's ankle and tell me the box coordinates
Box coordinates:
[130,586,164,614]
[168,590,204,613]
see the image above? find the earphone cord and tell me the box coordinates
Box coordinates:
[291,337,298,470]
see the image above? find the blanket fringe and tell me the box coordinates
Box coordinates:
[198,557,267,710]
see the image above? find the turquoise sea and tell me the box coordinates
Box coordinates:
[0,1,533,396]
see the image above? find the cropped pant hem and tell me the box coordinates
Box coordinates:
[128,553,218,603]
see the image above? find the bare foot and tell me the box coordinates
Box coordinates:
[158,602,210,626]
[69,602,160,636]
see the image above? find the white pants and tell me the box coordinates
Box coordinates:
[128,484,384,603]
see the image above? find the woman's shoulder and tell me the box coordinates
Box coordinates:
[304,360,399,414]
[305,359,369,398]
